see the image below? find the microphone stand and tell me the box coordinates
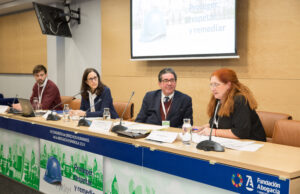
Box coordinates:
[196,100,224,152]
[47,91,82,121]
[78,98,102,127]
[111,91,135,133]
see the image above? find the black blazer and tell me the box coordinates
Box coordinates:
[210,95,266,141]
[135,90,193,128]
[80,87,119,118]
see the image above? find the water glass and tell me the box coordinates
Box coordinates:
[63,104,70,122]
[182,118,192,145]
[103,108,111,120]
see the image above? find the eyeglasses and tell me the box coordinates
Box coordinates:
[87,76,98,82]
[210,82,223,88]
[161,79,176,84]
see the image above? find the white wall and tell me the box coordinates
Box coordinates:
[0,0,101,99]
[0,74,34,98]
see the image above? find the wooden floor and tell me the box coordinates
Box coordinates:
[0,174,43,194]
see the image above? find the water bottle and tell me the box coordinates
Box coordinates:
[63,104,70,122]
[182,118,192,145]
[33,97,40,111]
[103,108,111,120]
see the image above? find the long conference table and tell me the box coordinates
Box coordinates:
[0,113,300,194]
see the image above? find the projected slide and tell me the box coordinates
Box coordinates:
[131,0,236,60]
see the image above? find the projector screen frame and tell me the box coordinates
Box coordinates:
[130,0,238,61]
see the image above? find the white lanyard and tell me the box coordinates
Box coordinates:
[88,91,97,112]
[37,78,48,104]
[213,100,220,128]
[161,97,172,120]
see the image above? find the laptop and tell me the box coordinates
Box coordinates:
[18,98,35,117]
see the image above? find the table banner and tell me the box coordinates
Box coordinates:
[39,139,103,194]
[0,128,40,190]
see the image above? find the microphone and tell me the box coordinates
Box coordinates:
[8,94,19,113]
[77,98,102,127]
[196,100,224,152]
[47,91,83,121]
[11,94,18,105]
[111,91,135,133]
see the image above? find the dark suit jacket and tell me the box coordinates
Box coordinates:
[135,90,193,128]
[80,87,119,118]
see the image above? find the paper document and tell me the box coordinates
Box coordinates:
[192,133,263,152]
[89,120,113,132]
[0,105,9,113]
[146,131,178,143]
[86,117,103,121]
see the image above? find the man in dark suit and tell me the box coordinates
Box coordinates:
[135,68,193,128]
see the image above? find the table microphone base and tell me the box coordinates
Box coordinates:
[111,124,127,133]
[196,140,225,152]
[46,114,61,121]
[78,118,91,127]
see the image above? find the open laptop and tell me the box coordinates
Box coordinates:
[18,98,35,117]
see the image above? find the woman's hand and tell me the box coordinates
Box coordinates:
[12,103,22,111]
[197,127,213,136]
[70,110,86,117]
[192,123,210,132]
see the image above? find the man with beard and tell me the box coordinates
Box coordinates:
[13,64,62,110]
[135,67,193,128]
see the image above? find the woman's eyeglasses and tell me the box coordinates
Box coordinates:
[87,76,98,82]
[210,82,223,88]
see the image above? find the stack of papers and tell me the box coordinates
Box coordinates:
[192,134,264,152]
[146,131,178,143]
[0,105,9,113]
[89,120,113,132]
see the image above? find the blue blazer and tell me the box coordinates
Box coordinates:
[80,87,119,118]
[135,90,193,128]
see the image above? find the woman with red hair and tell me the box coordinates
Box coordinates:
[196,68,266,141]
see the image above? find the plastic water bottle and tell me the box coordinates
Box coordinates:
[182,118,192,145]
[63,104,70,122]
[103,108,111,120]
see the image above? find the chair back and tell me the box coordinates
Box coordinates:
[257,111,292,142]
[60,96,81,110]
[113,101,134,120]
[272,120,300,147]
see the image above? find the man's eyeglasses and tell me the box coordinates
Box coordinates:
[87,76,98,82]
[161,79,176,84]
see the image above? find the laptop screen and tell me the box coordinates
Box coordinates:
[18,98,35,117]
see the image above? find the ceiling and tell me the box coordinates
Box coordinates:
[0,0,64,16]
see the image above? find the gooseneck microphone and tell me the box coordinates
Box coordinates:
[77,98,102,127]
[8,94,19,113]
[111,91,135,133]
[196,100,225,152]
[47,91,83,121]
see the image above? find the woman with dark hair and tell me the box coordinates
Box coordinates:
[70,68,118,118]
[195,68,266,141]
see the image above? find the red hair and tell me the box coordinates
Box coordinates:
[207,68,258,117]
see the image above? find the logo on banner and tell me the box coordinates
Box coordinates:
[44,156,62,184]
[231,173,243,188]
[246,175,254,191]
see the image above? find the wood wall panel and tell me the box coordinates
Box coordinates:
[101,0,300,125]
[0,10,47,74]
